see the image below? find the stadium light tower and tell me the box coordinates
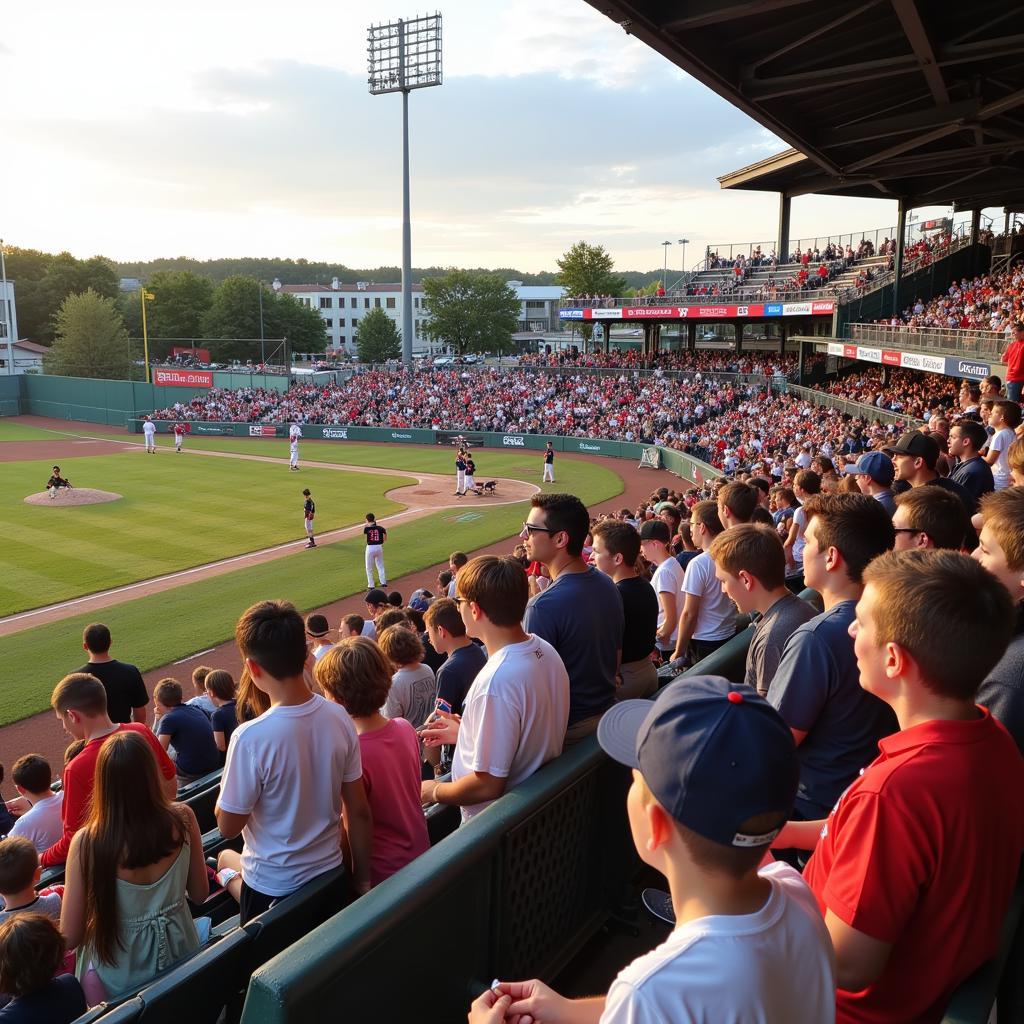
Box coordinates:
[678,238,689,278]
[661,240,672,290]
[368,13,442,365]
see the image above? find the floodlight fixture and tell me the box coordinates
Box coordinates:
[368,14,443,365]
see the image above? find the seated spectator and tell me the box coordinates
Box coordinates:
[420,556,569,820]
[377,626,437,733]
[709,525,816,697]
[984,399,1022,490]
[887,431,976,513]
[1008,437,1024,487]
[186,665,216,719]
[339,613,365,639]
[315,640,430,887]
[7,756,63,854]
[780,550,1024,1021]
[949,420,994,502]
[0,915,85,1024]
[670,501,737,665]
[717,481,758,528]
[75,623,148,725]
[387,591,404,608]
[305,614,333,661]
[215,601,372,922]
[153,679,221,785]
[639,519,686,663]
[767,494,898,828]
[892,487,970,550]
[424,598,486,719]
[42,674,176,868]
[405,606,446,676]
[522,494,623,741]
[0,837,62,925]
[471,677,834,1024]
[592,520,658,700]
[61,731,207,1002]
[842,451,896,516]
[204,670,238,755]
[362,590,390,639]
[374,608,409,634]
[973,487,1024,752]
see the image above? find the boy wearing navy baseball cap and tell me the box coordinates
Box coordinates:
[471,676,836,1024]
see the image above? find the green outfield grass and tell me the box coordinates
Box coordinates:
[0,421,75,441]
[0,452,410,616]
[0,447,623,727]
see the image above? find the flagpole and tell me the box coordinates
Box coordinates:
[141,288,152,384]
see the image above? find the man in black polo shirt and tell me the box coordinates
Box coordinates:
[76,623,149,724]
[949,420,995,504]
[886,431,977,514]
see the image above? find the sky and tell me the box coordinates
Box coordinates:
[2,0,970,275]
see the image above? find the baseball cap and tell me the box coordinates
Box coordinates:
[884,431,939,468]
[597,676,798,848]
[639,520,671,543]
[842,451,894,486]
[365,588,388,605]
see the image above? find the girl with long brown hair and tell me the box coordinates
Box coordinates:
[60,731,208,1002]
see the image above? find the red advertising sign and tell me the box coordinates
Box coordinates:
[811,301,836,313]
[622,306,677,318]
[153,368,213,388]
[843,345,858,359]
[881,350,902,366]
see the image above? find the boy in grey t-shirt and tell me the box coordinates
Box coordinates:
[0,836,63,926]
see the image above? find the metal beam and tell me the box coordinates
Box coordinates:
[743,55,922,100]
[657,0,815,32]
[844,123,964,172]
[890,0,949,105]
[818,98,979,146]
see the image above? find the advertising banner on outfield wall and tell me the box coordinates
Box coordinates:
[153,368,214,388]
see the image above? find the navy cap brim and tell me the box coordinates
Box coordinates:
[597,700,652,769]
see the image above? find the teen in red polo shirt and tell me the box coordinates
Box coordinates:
[41,673,176,868]
[776,549,1024,1023]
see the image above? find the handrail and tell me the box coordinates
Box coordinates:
[779,381,926,429]
[847,323,1007,361]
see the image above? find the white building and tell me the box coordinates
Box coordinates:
[10,339,47,374]
[279,278,566,354]
[0,279,19,376]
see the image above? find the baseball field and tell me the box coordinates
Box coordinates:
[0,418,624,728]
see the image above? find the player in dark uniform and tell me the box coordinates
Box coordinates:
[465,455,480,496]
[302,488,316,548]
[543,442,555,483]
[364,512,388,589]
[46,466,73,499]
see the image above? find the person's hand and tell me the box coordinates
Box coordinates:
[418,709,460,748]
[500,979,575,1024]
[468,989,512,1024]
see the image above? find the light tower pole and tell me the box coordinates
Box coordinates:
[661,240,672,292]
[368,14,442,366]
[678,238,689,282]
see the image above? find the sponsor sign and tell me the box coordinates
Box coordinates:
[192,424,234,435]
[811,301,836,314]
[881,350,901,366]
[898,352,946,374]
[322,427,349,440]
[826,343,845,357]
[856,346,882,363]
[558,308,584,320]
[843,345,858,360]
[577,442,603,452]
[502,435,526,446]
[390,431,413,440]
[782,302,812,316]
[153,368,214,388]
[697,306,731,318]
[622,306,676,318]
[248,425,277,437]
[589,308,620,320]
[764,303,784,316]
[947,357,991,379]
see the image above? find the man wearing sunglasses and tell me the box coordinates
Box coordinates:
[521,493,623,742]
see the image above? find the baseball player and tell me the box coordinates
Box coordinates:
[543,441,555,483]
[454,449,467,496]
[464,454,479,495]
[302,489,316,548]
[363,513,387,589]
[173,422,188,452]
[289,435,300,471]
[289,422,303,442]
[142,416,157,453]
[46,466,73,499]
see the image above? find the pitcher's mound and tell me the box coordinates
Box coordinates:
[25,489,123,507]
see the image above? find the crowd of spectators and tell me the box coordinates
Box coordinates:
[517,348,796,375]
[812,367,961,420]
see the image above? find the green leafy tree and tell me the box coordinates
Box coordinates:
[147,270,214,342]
[422,270,520,356]
[555,241,626,299]
[45,289,130,379]
[201,276,326,361]
[355,307,401,363]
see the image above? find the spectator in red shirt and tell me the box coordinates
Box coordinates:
[41,674,176,868]
[1001,322,1024,402]
[775,550,1024,1023]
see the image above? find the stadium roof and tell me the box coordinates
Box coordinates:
[584,1,1024,211]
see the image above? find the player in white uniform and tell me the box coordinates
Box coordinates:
[289,438,300,470]
[142,416,157,453]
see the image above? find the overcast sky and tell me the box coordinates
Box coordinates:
[4,0,965,273]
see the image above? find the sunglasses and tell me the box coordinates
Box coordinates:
[521,522,556,535]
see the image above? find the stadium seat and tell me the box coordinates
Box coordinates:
[71,996,144,1024]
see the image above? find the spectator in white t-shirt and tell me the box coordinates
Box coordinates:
[470,676,835,1024]
[639,519,686,661]
[985,400,1022,490]
[419,556,569,821]
[784,470,822,569]
[669,501,737,666]
[7,756,63,855]
[214,600,373,923]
